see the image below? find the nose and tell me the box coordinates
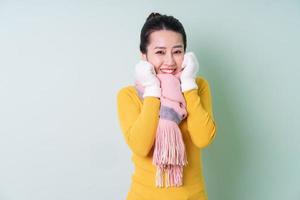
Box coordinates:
[164,53,176,67]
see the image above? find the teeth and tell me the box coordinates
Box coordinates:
[161,69,175,74]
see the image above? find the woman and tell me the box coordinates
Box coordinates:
[117,12,217,200]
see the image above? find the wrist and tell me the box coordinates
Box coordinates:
[180,78,198,92]
[143,85,161,98]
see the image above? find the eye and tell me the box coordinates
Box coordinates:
[174,50,182,54]
[155,51,164,54]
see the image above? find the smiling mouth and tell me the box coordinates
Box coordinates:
[160,68,176,74]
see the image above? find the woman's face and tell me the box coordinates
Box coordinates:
[141,30,185,75]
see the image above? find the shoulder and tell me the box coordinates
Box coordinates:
[116,85,143,110]
[195,75,211,94]
[116,85,139,101]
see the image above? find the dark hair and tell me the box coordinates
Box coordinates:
[139,12,187,54]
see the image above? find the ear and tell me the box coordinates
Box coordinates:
[140,53,147,61]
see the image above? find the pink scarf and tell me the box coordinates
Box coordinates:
[134,71,188,188]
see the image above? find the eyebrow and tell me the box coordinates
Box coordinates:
[154,45,183,49]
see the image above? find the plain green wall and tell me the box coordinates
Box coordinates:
[0,1,299,200]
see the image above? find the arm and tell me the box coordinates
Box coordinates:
[116,88,160,157]
[183,78,217,148]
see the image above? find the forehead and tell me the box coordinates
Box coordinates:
[148,30,183,48]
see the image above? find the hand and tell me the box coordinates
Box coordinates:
[134,60,161,98]
[180,52,199,92]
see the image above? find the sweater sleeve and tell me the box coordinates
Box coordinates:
[183,78,217,149]
[116,88,161,157]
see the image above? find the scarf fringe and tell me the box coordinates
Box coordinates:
[152,118,188,187]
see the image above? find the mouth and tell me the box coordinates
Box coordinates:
[160,68,176,74]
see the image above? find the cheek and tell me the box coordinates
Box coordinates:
[175,56,184,69]
[148,56,163,70]
[153,63,162,73]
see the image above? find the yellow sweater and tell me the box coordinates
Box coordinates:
[116,76,217,200]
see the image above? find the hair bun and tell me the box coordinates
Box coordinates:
[146,12,161,21]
